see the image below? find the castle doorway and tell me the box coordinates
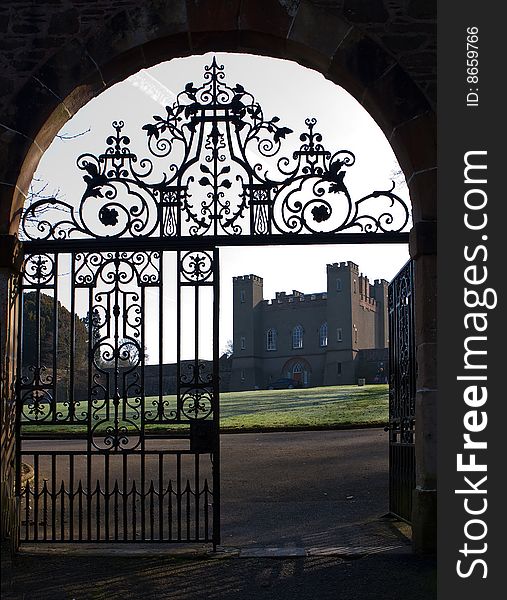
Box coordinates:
[279,358,312,387]
[12,54,415,551]
[292,363,303,384]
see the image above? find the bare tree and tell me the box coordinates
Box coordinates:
[20,128,91,239]
[390,167,408,191]
[222,339,234,358]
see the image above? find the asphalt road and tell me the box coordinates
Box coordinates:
[221,428,389,548]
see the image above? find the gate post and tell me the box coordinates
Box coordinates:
[409,222,437,553]
[0,234,22,552]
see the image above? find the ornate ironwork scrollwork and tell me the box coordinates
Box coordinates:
[21,58,410,242]
[180,388,213,420]
[179,362,214,420]
[69,250,161,450]
[21,388,52,422]
[180,251,214,283]
[22,254,55,287]
[91,417,141,451]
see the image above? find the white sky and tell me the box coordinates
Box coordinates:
[30,53,410,362]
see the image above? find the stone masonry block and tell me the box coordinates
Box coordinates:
[361,64,431,137]
[412,486,437,554]
[142,32,192,67]
[1,77,61,139]
[408,167,437,223]
[0,183,16,235]
[238,30,288,61]
[390,112,436,177]
[406,0,436,20]
[343,0,389,23]
[34,38,101,103]
[416,341,437,389]
[327,28,396,104]
[96,46,147,88]
[289,0,351,59]
[190,30,241,54]
[284,38,332,74]
[239,0,295,38]
[186,0,240,33]
[83,10,144,76]
[48,7,80,35]
[415,389,437,489]
[409,220,437,259]
[127,0,188,42]
[413,253,437,344]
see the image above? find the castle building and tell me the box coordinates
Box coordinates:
[230,261,389,390]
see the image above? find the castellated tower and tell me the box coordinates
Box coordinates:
[229,274,264,390]
[372,279,389,348]
[324,261,359,384]
[322,261,388,386]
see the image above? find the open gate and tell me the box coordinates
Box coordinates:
[15,57,412,547]
[388,259,416,522]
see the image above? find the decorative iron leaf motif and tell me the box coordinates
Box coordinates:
[99,206,119,226]
[312,205,331,223]
[21,59,410,241]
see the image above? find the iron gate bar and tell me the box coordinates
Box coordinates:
[388,259,416,523]
[212,248,220,548]
[21,232,409,255]
[19,451,212,543]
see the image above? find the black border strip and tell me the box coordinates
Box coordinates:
[438,1,504,596]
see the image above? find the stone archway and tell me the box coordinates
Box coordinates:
[282,357,313,386]
[0,0,436,553]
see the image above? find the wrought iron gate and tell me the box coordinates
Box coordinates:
[15,57,412,547]
[17,248,220,544]
[388,259,416,522]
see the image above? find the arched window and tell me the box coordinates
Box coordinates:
[319,322,328,347]
[266,328,277,351]
[336,278,342,292]
[292,325,303,349]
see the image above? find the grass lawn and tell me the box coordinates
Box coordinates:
[21,384,388,434]
[219,384,388,431]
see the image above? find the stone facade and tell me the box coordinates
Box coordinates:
[230,261,388,390]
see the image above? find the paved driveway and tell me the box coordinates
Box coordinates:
[221,428,390,549]
[4,428,433,600]
[21,427,391,551]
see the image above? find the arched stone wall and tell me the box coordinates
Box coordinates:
[0,0,436,552]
